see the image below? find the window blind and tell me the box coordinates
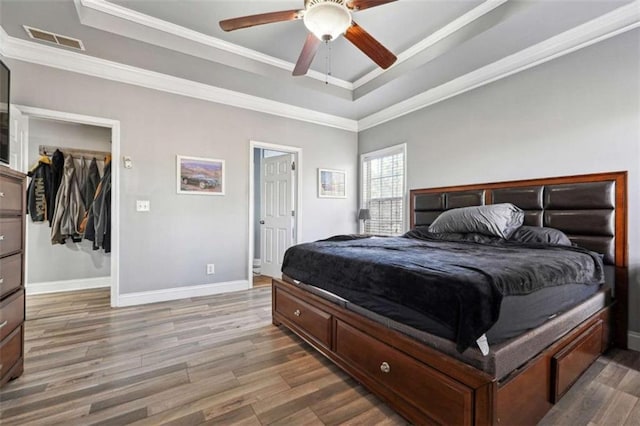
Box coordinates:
[361,146,405,236]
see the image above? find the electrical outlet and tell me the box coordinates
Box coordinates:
[206,264,215,275]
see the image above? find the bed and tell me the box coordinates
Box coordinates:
[271,171,628,425]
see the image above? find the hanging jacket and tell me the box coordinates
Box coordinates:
[82,158,101,211]
[85,159,111,252]
[26,155,54,224]
[50,149,64,214]
[51,155,85,244]
[76,157,88,208]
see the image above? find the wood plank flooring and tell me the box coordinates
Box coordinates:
[0,287,638,425]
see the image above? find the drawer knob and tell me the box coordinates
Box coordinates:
[0,235,4,241]
[0,278,3,284]
[0,320,8,329]
[293,309,301,317]
[380,361,391,374]
[0,191,4,197]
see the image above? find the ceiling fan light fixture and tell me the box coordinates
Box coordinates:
[303,0,352,41]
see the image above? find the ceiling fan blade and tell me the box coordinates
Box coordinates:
[346,0,397,11]
[293,33,322,76]
[219,10,301,32]
[344,22,397,69]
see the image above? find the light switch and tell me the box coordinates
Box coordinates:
[136,200,150,212]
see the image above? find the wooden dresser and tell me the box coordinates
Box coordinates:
[0,165,26,387]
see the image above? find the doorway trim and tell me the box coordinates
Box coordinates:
[15,105,121,307]
[248,140,302,285]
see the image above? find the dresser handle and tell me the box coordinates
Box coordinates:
[0,278,3,284]
[0,191,4,197]
[0,235,4,241]
[0,320,8,329]
[380,362,391,374]
[294,309,301,317]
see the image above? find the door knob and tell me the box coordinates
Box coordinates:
[259,220,265,224]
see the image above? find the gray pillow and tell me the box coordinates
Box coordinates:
[428,203,524,239]
[509,226,572,246]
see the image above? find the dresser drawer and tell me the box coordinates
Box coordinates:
[336,320,473,425]
[275,288,332,348]
[0,217,23,257]
[0,253,22,299]
[0,175,23,215]
[0,325,23,380]
[0,290,24,342]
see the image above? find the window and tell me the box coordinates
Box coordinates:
[361,144,406,236]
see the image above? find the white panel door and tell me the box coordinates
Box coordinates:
[260,153,294,278]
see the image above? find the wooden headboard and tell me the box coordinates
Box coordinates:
[409,171,628,347]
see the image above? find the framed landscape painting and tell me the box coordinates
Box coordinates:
[177,155,225,195]
[318,168,346,198]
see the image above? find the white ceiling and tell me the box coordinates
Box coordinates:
[0,0,637,127]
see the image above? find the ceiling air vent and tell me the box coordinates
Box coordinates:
[23,26,85,51]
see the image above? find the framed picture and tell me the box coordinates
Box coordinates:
[318,168,346,198]
[177,155,225,195]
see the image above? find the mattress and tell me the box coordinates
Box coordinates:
[282,235,605,352]
[283,274,611,380]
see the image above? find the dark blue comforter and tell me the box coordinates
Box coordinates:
[281,234,604,352]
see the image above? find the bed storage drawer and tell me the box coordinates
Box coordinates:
[551,320,603,402]
[274,288,332,348]
[335,320,473,425]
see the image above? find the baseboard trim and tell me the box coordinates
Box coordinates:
[628,331,640,352]
[116,280,250,307]
[26,276,111,295]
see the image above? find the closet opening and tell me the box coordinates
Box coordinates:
[13,106,120,307]
[248,141,302,287]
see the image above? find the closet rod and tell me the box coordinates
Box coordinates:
[39,145,111,160]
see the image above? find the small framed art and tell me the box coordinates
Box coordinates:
[318,168,346,198]
[177,155,225,195]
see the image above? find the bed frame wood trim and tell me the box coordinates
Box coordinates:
[273,171,628,425]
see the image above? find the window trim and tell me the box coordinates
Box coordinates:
[359,143,407,235]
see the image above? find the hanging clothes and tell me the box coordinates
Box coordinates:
[51,155,86,244]
[26,155,54,224]
[85,159,111,253]
[82,158,101,211]
[50,149,64,209]
[76,157,88,208]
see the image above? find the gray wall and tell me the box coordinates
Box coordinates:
[26,118,111,283]
[359,30,640,334]
[8,59,358,293]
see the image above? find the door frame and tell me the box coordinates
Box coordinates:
[15,105,121,308]
[248,140,302,285]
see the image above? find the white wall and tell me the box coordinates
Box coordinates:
[359,30,640,337]
[26,118,111,283]
[7,59,358,295]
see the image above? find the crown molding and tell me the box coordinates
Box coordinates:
[352,0,509,89]
[358,1,640,131]
[76,0,354,91]
[0,29,358,132]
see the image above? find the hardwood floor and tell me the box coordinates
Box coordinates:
[252,275,272,288]
[0,287,638,425]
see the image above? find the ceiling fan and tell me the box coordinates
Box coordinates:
[219,0,398,76]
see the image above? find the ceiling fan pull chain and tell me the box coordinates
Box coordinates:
[324,41,332,85]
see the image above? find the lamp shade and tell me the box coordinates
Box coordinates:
[303,1,351,41]
[358,208,371,221]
